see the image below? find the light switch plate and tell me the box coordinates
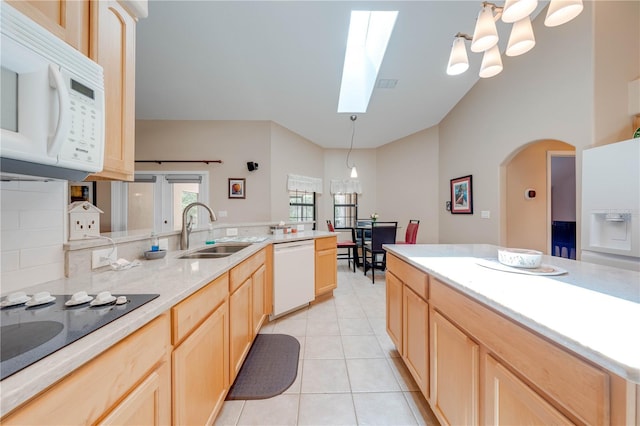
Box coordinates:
[481,211,490,219]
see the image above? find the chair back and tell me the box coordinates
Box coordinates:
[370,222,398,251]
[326,220,335,232]
[404,219,420,244]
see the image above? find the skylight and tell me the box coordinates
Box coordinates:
[337,10,398,113]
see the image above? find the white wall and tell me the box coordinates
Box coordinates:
[376,126,439,243]
[0,181,67,294]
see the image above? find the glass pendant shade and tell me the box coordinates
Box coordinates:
[446,37,469,75]
[350,166,358,178]
[545,0,583,27]
[479,45,503,78]
[502,0,538,23]
[506,17,536,56]
[471,5,499,53]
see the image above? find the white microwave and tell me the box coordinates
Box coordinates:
[0,3,105,181]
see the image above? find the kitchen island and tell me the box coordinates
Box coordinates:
[0,231,335,422]
[384,244,640,425]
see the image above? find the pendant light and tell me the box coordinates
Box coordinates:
[501,0,538,23]
[545,0,583,27]
[346,115,358,178]
[506,16,535,56]
[471,4,499,53]
[446,35,470,76]
[479,44,503,78]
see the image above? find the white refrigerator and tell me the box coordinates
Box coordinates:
[581,138,640,271]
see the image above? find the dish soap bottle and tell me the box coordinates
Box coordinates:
[150,232,159,252]
[205,224,215,245]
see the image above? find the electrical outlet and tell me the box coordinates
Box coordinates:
[92,247,117,269]
[219,210,228,218]
[226,228,238,236]
[481,210,491,219]
[159,238,169,250]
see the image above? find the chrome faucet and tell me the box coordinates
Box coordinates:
[181,202,217,250]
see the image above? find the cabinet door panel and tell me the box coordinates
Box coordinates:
[403,286,428,397]
[99,363,170,426]
[90,0,136,180]
[315,247,337,296]
[229,279,252,380]
[173,303,229,425]
[6,0,89,54]
[385,271,403,352]
[252,264,267,336]
[484,354,574,425]
[430,311,479,426]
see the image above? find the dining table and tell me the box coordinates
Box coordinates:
[353,221,401,268]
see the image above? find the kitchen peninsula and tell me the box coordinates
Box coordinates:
[0,231,336,424]
[384,244,640,425]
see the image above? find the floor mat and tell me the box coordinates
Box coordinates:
[226,333,300,400]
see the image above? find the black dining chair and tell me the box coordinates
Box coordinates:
[362,221,398,283]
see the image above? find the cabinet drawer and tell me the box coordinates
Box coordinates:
[430,279,609,425]
[387,254,428,300]
[230,248,266,293]
[315,236,337,251]
[172,273,229,344]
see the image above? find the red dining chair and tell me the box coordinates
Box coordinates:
[396,219,420,244]
[326,220,357,272]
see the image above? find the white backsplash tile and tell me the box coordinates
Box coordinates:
[1,180,66,295]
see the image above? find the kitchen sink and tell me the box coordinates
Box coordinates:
[178,243,252,259]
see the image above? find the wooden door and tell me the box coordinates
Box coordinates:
[172,303,229,426]
[252,264,267,336]
[99,363,170,425]
[7,0,89,54]
[315,238,337,296]
[89,0,136,181]
[403,285,429,398]
[385,271,403,352]
[484,354,574,425]
[430,311,479,426]
[229,278,252,380]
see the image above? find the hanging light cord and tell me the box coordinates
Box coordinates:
[346,114,357,169]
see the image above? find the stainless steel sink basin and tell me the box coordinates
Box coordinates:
[178,243,252,259]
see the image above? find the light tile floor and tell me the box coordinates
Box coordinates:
[215,264,440,426]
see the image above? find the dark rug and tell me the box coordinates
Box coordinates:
[226,333,300,400]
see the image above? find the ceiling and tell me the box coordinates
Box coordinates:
[135,1,546,148]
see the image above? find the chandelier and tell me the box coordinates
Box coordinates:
[447,0,584,78]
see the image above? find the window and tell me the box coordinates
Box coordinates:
[333,193,358,228]
[111,171,209,233]
[289,190,316,229]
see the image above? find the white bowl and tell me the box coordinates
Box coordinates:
[498,248,543,269]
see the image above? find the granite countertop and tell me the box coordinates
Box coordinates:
[0,231,334,417]
[383,244,640,385]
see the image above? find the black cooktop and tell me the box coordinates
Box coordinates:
[0,293,159,380]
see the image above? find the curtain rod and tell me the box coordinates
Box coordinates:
[135,160,223,164]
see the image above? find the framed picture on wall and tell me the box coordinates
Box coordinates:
[228,178,246,199]
[450,175,473,214]
[69,181,96,205]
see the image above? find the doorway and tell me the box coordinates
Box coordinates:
[547,152,576,259]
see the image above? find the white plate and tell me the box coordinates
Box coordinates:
[65,295,94,306]
[1,295,32,307]
[476,259,567,276]
[25,296,56,307]
[90,295,116,306]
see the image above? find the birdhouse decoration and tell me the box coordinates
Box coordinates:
[68,201,103,240]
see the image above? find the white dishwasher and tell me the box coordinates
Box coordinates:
[272,239,315,318]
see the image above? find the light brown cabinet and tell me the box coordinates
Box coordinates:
[430,310,479,426]
[89,0,137,181]
[6,0,90,55]
[229,248,268,381]
[483,354,572,425]
[386,254,626,426]
[172,273,229,425]
[314,236,337,296]
[1,314,171,425]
